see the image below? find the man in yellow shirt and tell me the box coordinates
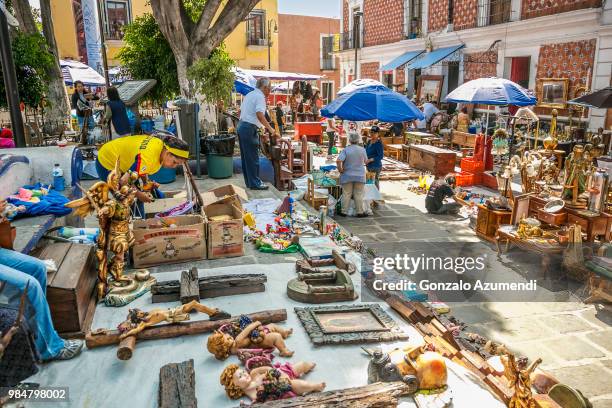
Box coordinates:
[96,134,189,205]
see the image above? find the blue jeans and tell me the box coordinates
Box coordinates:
[0,248,65,360]
[237,121,263,188]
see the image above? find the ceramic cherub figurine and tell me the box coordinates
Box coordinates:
[207,315,293,360]
[117,300,231,339]
[220,362,325,402]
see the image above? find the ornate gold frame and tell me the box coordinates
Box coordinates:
[537,78,569,109]
[417,75,443,104]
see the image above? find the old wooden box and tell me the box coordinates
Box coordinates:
[37,242,97,336]
[408,144,456,177]
[537,209,568,226]
[451,130,477,149]
[476,205,512,242]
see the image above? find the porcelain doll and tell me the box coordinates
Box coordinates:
[206,315,293,360]
[220,361,325,402]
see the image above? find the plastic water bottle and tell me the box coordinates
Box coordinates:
[52,163,65,191]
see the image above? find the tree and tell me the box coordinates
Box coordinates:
[150,0,260,96]
[117,13,180,103]
[187,46,235,105]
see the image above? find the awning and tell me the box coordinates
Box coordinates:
[240,68,323,81]
[407,44,465,70]
[60,59,106,86]
[378,50,424,72]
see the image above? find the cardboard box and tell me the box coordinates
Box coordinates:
[201,184,248,209]
[132,215,206,267]
[206,203,244,259]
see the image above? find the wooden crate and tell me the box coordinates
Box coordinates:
[38,242,97,337]
[408,144,457,177]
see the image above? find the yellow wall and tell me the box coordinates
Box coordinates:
[53,0,279,70]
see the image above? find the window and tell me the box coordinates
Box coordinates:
[105,0,130,40]
[477,0,511,27]
[247,10,266,46]
[404,0,423,39]
[321,36,335,70]
[383,73,394,89]
[321,81,334,104]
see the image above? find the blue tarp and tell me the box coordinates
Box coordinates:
[321,87,425,122]
[408,44,465,70]
[379,50,424,72]
[445,77,537,106]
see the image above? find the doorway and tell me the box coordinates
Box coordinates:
[447,64,460,113]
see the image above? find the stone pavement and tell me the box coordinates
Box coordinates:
[334,180,612,408]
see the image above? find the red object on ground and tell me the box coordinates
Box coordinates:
[481,172,498,189]
[484,135,494,171]
[452,172,482,187]
[294,121,323,144]
[460,158,485,173]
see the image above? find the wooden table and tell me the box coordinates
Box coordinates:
[407,144,457,177]
[451,130,477,149]
[405,131,435,145]
[496,225,564,274]
[386,144,403,161]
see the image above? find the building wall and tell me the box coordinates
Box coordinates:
[360,62,381,80]
[428,0,448,32]
[343,0,350,33]
[453,0,478,31]
[463,51,498,81]
[51,0,79,60]
[278,14,340,97]
[521,0,601,20]
[362,0,405,47]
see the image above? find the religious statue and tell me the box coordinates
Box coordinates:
[117,300,231,339]
[562,144,591,208]
[509,152,542,193]
[543,109,559,151]
[498,346,542,408]
[207,315,294,360]
[220,361,325,402]
[66,159,145,300]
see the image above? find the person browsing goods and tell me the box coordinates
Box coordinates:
[425,174,461,215]
[237,77,279,190]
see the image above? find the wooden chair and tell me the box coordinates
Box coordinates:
[278,139,294,191]
[307,178,328,210]
[292,136,308,177]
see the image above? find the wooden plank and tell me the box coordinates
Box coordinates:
[484,374,513,404]
[158,359,197,408]
[52,243,92,289]
[248,382,413,407]
[86,309,287,348]
[117,336,136,360]
[37,241,71,285]
[385,295,421,324]
[180,268,200,304]
[151,273,267,303]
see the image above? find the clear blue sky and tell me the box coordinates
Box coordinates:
[278,0,340,19]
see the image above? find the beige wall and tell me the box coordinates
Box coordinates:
[51,0,78,60]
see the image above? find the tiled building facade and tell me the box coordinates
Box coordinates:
[337,0,611,129]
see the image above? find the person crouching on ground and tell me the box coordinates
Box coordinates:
[425,174,461,215]
[365,125,384,191]
[96,134,189,216]
[337,132,368,218]
[0,201,84,361]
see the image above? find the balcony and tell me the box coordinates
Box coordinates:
[338,32,363,51]
[320,58,336,71]
[477,0,512,27]
[247,36,267,47]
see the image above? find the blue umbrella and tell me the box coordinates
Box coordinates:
[232,67,257,95]
[445,77,536,106]
[321,87,424,122]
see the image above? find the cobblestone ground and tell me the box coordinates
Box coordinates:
[334,180,612,408]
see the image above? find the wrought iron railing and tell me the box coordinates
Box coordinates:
[477,0,512,27]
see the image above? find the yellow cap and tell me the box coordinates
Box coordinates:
[165,144,189,159]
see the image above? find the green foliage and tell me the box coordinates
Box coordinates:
[0,31,54,108]
[187,47,235,105]
[117,13,179,103]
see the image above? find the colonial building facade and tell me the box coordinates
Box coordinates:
[336,0,612,130]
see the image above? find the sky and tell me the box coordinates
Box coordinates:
[278,0,340,19]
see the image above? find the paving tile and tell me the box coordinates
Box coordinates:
[542,335,605,361]
[588,330,612,352]
[540,314,595,334]
[445,304,497,324]
[489,316,558,343]
[578,307,612,329]
[509,341,563,367]
[373,224,417,233]
[548,364,612,398]
[592,399,612,408]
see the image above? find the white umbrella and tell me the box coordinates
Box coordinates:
[337,79,388,95]
[60,59,106,87]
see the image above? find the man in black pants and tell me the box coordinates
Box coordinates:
[425,175,461,215]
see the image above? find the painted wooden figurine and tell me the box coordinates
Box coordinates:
[66,158,140,299]
[117,300,231,339]
[207,315,294,360]
[220,361,325,402]
[562,144,591,208]
[499,347,542,408]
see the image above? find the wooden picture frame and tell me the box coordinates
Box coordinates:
[417,75,443,104]
[511,193,534,225]
[537,78,569,109]
[295,304,409,346]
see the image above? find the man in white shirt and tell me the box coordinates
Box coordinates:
[237,77,279,190]
[415,101,440,130]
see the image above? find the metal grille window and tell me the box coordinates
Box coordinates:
[477,0,511,27]
[321,81,334,103]
[321,36,335,70]
[247,10,266,46]
[105,0,130,40]
[404,0,423,39]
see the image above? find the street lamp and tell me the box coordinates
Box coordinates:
[267,18,278,70]
[353,11,363,80]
